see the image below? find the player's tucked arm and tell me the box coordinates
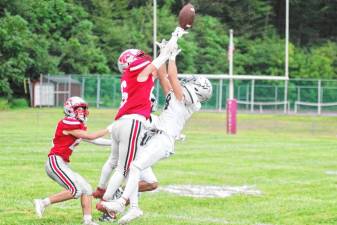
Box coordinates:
[63,129,109,140]
[158,64,171,96]
[167,50,184,101]
[83,138,112,146]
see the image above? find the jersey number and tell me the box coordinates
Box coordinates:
[120,80,128,108]
[164,93,172,110]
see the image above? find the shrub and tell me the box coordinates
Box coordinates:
[10,98,29,109]
[0,98,10,110]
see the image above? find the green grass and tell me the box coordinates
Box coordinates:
[1,108,337,225]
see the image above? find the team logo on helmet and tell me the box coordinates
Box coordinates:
[182,76,212,103]
[64,96,89,122]
[117,49,145,73]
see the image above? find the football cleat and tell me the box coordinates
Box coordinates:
[99,212,116,222]
[92,187,106,199]
[118,207,143,224]
[101,198,126,213]
[34,199,45,218]
[96,201,117,219]
[82,220,99,225]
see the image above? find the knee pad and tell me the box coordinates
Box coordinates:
[73,188,82,199]
[130,163,142,173]
[107,158,117,169]
[73,182,93,198]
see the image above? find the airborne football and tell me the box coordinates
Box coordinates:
[1,1,337,225]
[178,3,196,29]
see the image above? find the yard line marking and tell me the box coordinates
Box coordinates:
[146,212,229,224]
[159,184,262,198]
[146,212,273,225]
[325,170,337,175]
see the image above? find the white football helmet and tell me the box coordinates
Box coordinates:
[182,76,212,103]
[117,49,145,73]
[64,96,89,122]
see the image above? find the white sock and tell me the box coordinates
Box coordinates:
[98,160,114,189]
[42,198,50,207]
[103,170,124,200]
[122,166,140,201]
[83,214,92,222]
[129,188,139,208]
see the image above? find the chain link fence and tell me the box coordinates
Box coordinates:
[29,74,337,115]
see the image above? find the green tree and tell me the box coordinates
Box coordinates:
[0,14,33,97]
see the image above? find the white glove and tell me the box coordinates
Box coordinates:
[152,39,177,69]
[156,39,168,52]
[175,134,186,142]
[169,46,181,61]
[172,27,188,38]
[106,123,113,133]
[152,27,187,69]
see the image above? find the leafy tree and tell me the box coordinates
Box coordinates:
[0,14,33,97]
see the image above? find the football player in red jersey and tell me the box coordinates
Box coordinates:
[34,96,110,225]
[92,30,183,204]
[102,41,212,224]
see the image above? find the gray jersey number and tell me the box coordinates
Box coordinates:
[164,92,172,110]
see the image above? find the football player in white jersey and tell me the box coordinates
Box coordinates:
[101,42,213,224]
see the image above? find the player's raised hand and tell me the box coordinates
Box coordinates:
[169,46,181,61]
[171,27,188,38]
[156,39,168,51]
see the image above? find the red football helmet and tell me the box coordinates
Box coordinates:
[64,96,89,122]
[117,49,145,73]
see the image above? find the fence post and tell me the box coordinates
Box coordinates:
[284,79,288,113]
[68,75,72,100]
[47,74,50,107]
[39,74,43,108]
[96,75,101,108]
[219,79,223,111]
[81,76,85,99]
[250,80,255,112]
[318,80,321,115]
[246,85,249,110]
[275,86,278,110]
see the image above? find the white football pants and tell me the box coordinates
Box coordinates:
[45,155,92,199]
[121,132,173,201]
[103,118,144,200]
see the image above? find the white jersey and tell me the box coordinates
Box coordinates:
[153,91,200,139]
[143,114,159,130]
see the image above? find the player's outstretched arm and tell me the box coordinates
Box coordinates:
[158,63,172,96]
[63,128,109,140]
[83,138,112,146]
[167,47,184,101]
[137,28,186,82]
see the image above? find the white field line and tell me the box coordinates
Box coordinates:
[325,170,337,175]
[159,185,262,198]
[146,212,273,225]
[145,212,229,224]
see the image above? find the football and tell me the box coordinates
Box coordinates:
[178,3,195,30]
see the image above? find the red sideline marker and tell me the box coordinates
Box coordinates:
[226,99,237,134]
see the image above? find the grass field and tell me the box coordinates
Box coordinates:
[1,108,337,225]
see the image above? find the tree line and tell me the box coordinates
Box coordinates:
[0,0,336,98]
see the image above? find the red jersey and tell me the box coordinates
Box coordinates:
[115,55,154,120]
[48,117,87,162]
